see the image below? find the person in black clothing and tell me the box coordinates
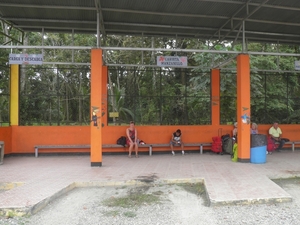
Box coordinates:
[170,129,184,156]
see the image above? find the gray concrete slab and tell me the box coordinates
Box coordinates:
[0,151,299,215]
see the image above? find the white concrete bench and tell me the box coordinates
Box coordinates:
[34,142,212,157]
[284,141,300,152]
[149,142,212,155]
[0,141,4,165]
[34,145,91,157]
[34,144,151,157]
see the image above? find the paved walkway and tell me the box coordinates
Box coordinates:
[1,151,300,215]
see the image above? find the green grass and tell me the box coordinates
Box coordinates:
[102,210,120,217]
[178,182,206,196]
[272,177,300,186]
[177,182,209,206]
[102,193,161,208]
[152,190,164,196]
[123,211,137,218]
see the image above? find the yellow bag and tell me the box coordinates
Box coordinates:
[231,143,238,162]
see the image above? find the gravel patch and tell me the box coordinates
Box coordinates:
[1,179,300,225]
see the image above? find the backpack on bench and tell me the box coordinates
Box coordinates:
[117,136,127,147]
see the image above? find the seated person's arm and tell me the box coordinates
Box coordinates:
[233,129,237,137]
[171,134,177,144]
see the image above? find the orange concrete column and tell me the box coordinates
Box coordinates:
[101,66,108,126]
[90,49,103,167]
[236,54,250,162]
[211,69,220,126]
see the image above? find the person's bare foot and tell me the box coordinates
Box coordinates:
[135,155,139,158]
[128,155,132,158]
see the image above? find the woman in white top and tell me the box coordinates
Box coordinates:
[250,123,258,134]
[232,122,238,138]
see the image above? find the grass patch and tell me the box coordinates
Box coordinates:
[116,186,127,190]
[273,177,300,186]
[177,182,209,206]
[123,211,137,218]
[102,193,161,208]
[103,210,120,217]
[152,190,164,195]
[178,182,206,196]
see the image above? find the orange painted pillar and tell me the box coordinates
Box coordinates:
[211,69,220,126]
[101,66,108,126]
[236,54,250,162]
[90,49,103,167]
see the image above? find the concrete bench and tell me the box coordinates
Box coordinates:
[284,141,300,152]
[34,142,212,157]
[34,145,91,157]
[0,141,4,165]
[149,142,212,155]
[34,144,151,157]
[103,143,152,155]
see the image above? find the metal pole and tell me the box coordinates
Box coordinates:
[42,27,44,56]
[72,29,74,63]
[97,11,100,48]
[242,21,246,53]
[2,45,300,57]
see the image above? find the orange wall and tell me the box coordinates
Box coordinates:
[0,127,12,154]
[0,124,299,154]
[10,126,90,154]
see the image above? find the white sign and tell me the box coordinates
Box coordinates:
[157,56,187,67]
[295,61,300,71]
[9,54,43,65]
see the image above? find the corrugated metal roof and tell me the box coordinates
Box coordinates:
[1,0,300,44]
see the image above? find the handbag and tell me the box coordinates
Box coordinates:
[281,138,290,142]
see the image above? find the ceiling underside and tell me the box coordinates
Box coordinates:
[1,0,300,45]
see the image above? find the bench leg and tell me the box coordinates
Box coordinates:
[35,147,38,157]
[0,144,4,165]
[149,146,152,156]
[292,143,295,152]
[200,145,203,154]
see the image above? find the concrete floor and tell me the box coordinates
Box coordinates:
[0,150,299,215]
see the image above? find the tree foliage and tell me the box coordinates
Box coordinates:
[0,30,300,125]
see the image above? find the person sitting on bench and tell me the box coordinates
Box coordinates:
[269,122,285,152]
[126,121,139,158]
[232,122,238,138]
[170,129,184,156]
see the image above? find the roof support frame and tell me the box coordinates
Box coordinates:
[27,60,300,74]
[94,0,106,38]
[2,45,300,57]
[209,0,249,41]
[0,18,24,45]
[5,12,300,29]
[2,1,300,12]
[216,0,270,43]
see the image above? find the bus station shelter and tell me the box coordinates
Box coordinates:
[1,0,300,166]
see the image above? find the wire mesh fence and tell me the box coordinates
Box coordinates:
[2,64,300,126]
[19,65,91,126]
[0,64,10,126]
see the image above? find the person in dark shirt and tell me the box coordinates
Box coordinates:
[170,129,184,156]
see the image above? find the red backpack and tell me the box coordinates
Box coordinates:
[267,136,277,152]
[211,136,222,153]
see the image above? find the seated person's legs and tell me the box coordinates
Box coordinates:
[170,141,174,154]
[278,139,285,149]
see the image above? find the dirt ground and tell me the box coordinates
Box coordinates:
[1,178,300,225]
